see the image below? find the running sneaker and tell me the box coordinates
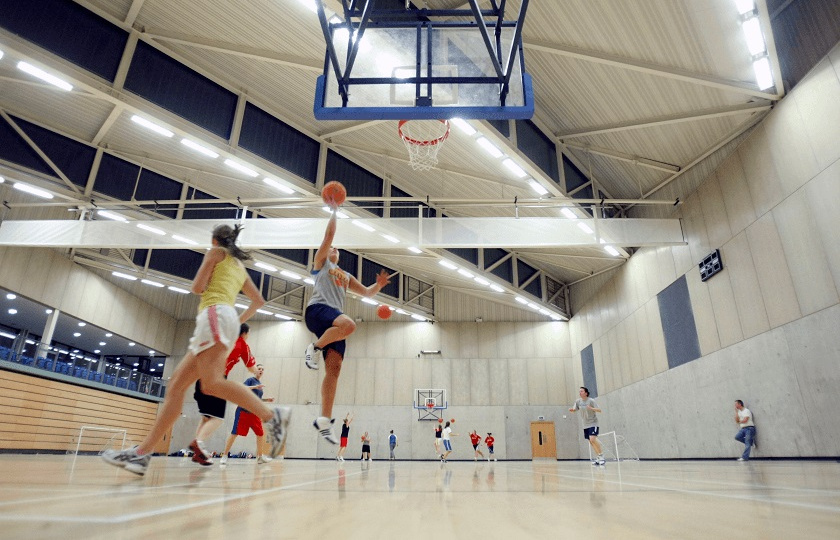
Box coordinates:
[101,446,151,476]
[313,416,338,444]
[219,455,228,466]
[304,343,322,370]
[190,439,212,466]
[257,455,273,464]
[265,406,292,458]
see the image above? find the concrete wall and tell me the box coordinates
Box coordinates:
[568,43,840,459]
[167,319,578,461]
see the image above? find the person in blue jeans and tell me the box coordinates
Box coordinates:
[734,399,756,461]
[389,430,398,460]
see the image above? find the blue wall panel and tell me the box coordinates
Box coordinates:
[515,120,559,183]
[0,118,54,177]
[361,260,398,298]
[264,249,309,266]
[13,117,95,188]
[656,276,702,369]
[183,188,239,220]
[239,103,320,185]
[563,155,588,191]
[484,248,513,283]
[134,169,182,219]
[580,344,598,398]
[389,185,436,218]
[446,248,478,266]
[337,249,358,278]
[0,0,127,82]
[147,249,203,281]
[124,41,236,139]
[94,154,138,200]
[517,259,538,287]
[325,151,383,217]
[488,119,510,138]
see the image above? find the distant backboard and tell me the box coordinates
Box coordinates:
[313,1,534,120]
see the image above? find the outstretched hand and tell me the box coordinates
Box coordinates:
[376,269,391,288]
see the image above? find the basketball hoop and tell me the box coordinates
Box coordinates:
[399,119,450,171]
[425,397,436,411]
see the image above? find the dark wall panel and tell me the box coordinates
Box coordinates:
[446,248,478,266]
[264,249,309,266]
[337,249,358,277]
[134,170,182,219]
[390,185,436,218]
[0,0,127,82]
[516,120,559,183]
[580,344,598,398]
[0,119,54,177]
[94,154,138,200]
[563,155,589,191]
[147,249,203,281]
[124,41,236,139]
[488,119,510,138]
[361,260,398,298]
[239,103,320,185]
[14,117,95,188]
[325,151,383,217]
[182,188,238,220]
[657,276,702,369]
[485,248,513,283]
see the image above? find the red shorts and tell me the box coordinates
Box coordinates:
[231,409,263,436]
[340,437,348,448]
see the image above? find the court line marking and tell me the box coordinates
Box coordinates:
[0,464,371,524]
[506,465,840,514]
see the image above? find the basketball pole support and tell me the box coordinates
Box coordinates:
[74,425,128,456]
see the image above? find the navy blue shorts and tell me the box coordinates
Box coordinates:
[305,303,346,358]
[583,426,600,440]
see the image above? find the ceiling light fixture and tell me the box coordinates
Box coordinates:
[256,309,272,315]
[753,56,773,90]
[171,234,198,245]
[361,298,378,305]
[224,158,259,177]
[561,208,578,220]
[304,278,315,285]
[6,293,15,300]
[280,270,301,280]
[13,182,53,199]
[274,313,293,320]
[577,222,594,234]
[410,313,427,321]
[140,279,164,287]
[438,260,458,270]
[168,286,189,294]
[734,0,755,15]
[180,138,219,158]
[263,177,295,194]
[352,220,375,232]
[17,61,73,91]
[98,210,128,222]
[457,268,474,278]
[381,234,400,244]
[255,261,278,272]
[604,245,620,257]
[8,309,17,315]
[130,115,173,137]
[322,206,349,219]
[741,17,766,56]
[528,179,548,196]
[407,246,422,254]
[489,284,504,292]
[450,117,477,135]
[136,223,166,235]
[475,137,503,158]
[502,158,527,178]
[112,271,137,281]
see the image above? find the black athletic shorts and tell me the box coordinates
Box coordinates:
[194,379,226,419]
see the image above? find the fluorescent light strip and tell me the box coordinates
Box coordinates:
[457,268,474,278]
[352,220,376,232]
[137,223,166,235]
[224,159,259,177]
[180,138,219,158]
[17,61,73,91]
[13,182,53,199]
[450,117,477,135]
[255,261,278,272]
[274,313,293,320]
[408,246,422,254]
[256,309,272,315]
[577,222,594,234]
[280,270,301,280]
[171,234,198,245]
[112,271,137,281]
[502,158,527,178]
[304,278,315,285]
[130,115,173,137]
[141,279,164,288]
[474,277,489,286]
[561,208,578,220]
[381,234,400,244]
[322,206,349,219]
[396,309,408,315]
[0,50,4,61]
[98,210,128,222]
[515,296,529,305]
[604,245,620,257]
[263,177,295,194]
[753,56,773,90]
[734,0,755,15]
[475,137,503,158]
[410,313,427,321]
[361,298,378,305]
[168,286,189,294]
[528,179,548,196]
[0,332,16,339]
[490,284,504,292]
[527,302,541,311]
[438,260,458,270]
[742,17,766,56]
[234,303,248,309]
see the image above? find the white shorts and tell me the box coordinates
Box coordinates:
[188,304,240,356]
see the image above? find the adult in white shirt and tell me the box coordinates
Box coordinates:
[734,399,756,461]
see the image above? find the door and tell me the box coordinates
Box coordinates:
[530,421,556,459]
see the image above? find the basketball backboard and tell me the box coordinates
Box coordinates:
[313,0,534,120]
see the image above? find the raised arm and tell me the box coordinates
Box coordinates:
[238,273,266,324]
[313,210,338,271]
[348,269,391,297]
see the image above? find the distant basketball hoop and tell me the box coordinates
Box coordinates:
[425,397,436,411]
[398,119,450,171]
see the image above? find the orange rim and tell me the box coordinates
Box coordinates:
[398,119,451,147]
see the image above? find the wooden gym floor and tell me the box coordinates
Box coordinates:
[0,455,838,539]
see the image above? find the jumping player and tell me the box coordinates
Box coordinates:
[337,412,353,461]
[434,423,443,455]
[303,204,390,443]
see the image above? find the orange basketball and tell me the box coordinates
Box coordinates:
[377,304,392,319]
[438,418,444,423]
[450,418,455,424]
[322,180,346,207]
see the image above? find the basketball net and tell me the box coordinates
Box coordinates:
[399,119,450,171]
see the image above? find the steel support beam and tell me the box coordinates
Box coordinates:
[560,142,680,173]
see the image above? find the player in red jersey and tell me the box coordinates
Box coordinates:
[484,433,496,461]
[470,430,485,461]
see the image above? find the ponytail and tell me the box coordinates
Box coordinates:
[212,224,251,261]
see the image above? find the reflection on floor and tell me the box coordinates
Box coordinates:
[0,455,838,539]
